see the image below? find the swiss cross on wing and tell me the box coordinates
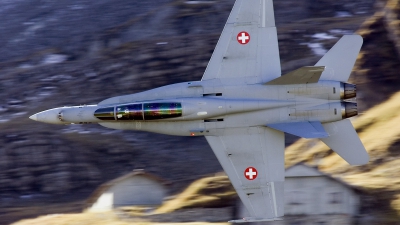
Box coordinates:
[237,31,250,45]
[244,167,258,180]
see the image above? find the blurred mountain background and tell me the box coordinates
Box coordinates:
[0,0,400,224]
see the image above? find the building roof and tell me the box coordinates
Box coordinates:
[86,169,171,207]
[285,163,364,192]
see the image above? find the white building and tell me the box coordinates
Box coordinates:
[238,163,362,225]
[86,169,170,212]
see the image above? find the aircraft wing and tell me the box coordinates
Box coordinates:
[201,0,281,84]
[205,127,284,221]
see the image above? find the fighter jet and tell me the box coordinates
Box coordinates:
[30,0,369,222]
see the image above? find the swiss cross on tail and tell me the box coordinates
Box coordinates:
[244,167,258,180]
[237,31,250,45]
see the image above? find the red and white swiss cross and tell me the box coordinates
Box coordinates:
[244,167,258,180]
[237,31,250,45]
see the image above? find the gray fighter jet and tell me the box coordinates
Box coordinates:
[30,0,369,222]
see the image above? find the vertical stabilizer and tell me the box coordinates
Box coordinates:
[316,35,363,82]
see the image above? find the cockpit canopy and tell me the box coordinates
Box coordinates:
[93,107,114,120]
[94,102,182,121]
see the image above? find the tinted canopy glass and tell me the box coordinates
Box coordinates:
[116,104,143,120]
[144,102,182,120]
[94,107,115,120]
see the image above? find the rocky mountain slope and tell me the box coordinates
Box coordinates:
[0,0,375,196]
[0,0,387,223]
[351,0,400,110]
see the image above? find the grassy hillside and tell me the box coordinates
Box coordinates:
[12,211,228,225]
[285,91,400,218]
[155,175,236,214]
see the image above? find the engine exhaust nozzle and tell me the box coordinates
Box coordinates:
[341,102,358,119]
[340,83,356,100]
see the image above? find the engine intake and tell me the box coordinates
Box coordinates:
[341,102,358,119]
[340,83,356,99]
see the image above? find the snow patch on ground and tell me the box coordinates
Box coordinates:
[335,11,353,18]
[307,43,327,56]
[78,131,91,134]
[329,29,353,35]
[42,54,68,65]
[0,119,10,123]
[69,5,85,10]
[38,91,53,96]
[184,1,216,4]
[41,74,73,82]
[18,63,34,69]
[24,23,44,36]
[312,33,337,40]
[12,112,27,118]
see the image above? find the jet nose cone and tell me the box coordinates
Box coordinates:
[29,114,38,121]
[29,108,65,124]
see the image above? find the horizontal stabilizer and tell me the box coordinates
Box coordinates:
[321,119,369,165]
[265,66,325,85]
[316,35,363,82]
[268,121,329,138]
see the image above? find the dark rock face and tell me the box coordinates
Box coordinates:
[0,0,376,62]
[275,0,375,21]
[352,0,400,111]
[0,0,173,62]
[0,0,378,199]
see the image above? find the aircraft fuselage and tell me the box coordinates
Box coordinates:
[30,79,357,136]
